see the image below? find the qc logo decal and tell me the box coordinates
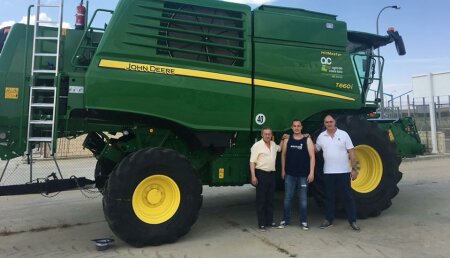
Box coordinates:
[255,114,266,125]
[321,57,332,65]
[321,57,332,73]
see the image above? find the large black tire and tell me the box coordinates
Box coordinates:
[94,158,116,192]
[310,115,402,219]
[103,147,202,247]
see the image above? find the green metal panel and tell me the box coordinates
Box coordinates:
[252,2,355,132]
[253,8,347,48]
[85,0,253,131]
[0,24,29,159]
[377,117,425,157]
[210,154,249,186]
[258,5,337,20]
[0,23,87,159]
[252,43,361,131]
[63,72,85,120]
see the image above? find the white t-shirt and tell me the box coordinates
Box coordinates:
[315,128,354,174]
[250,139,281,172]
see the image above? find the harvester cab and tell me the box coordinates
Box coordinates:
[348,27,406,105]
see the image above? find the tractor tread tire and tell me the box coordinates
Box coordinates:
[103,147,202,247]
[94,158,116,192]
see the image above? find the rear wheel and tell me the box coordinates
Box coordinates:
[103,147,202,246]
[310,115,402,218]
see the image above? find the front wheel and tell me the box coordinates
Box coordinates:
[103,147,202,246]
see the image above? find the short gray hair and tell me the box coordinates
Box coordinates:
[261,127,272,134]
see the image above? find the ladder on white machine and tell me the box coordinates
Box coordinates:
[26,0,64,159]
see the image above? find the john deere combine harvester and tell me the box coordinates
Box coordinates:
[0,0,423,246]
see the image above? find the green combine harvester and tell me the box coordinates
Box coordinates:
[0,0,423,246]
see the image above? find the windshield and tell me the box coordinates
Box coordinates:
[351,49,383,104]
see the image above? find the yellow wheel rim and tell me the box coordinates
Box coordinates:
[132,175,180,224]
[351,145,383,193]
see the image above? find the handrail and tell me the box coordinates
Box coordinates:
[23,4,35,80]
[20,4,35,156]
[71,9,114,69]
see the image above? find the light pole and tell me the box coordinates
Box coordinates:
[377,5,400,118]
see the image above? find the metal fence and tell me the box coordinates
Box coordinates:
[0,133,127,187]
[382,92,450,154]
[0,135,96,187]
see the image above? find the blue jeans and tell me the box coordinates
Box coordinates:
[323,173,357,223]
[282,174,308,224]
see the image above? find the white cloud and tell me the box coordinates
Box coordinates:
[1,13,72,30]
[62,22,72,29]
[0,21,15,29]
[12,13,73,29]
[222,0,276,5]
[19,13,52,25]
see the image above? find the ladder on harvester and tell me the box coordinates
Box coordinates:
[26,0,63,170]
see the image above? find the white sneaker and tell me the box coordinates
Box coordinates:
[277,221,288,229]
[301,222,309,231]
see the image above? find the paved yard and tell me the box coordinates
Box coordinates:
[0,155,449,257]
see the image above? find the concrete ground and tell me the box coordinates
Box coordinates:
[0,156,449,258]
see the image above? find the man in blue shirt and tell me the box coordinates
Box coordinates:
[278,119,315,230]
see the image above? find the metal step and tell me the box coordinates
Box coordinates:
[31,86,56,91]
[29,120,53,125]
[28,137,52,142]
[31,103,55,108]
[34,53,58,57]
[33,69,57,74]
[35,36,59,40]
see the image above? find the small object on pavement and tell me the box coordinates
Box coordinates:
[92,238,114,251]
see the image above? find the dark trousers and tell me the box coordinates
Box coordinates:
[255,169,276,227]
[324,173,357,223]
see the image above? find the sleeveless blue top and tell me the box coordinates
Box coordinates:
[286,136,310,177]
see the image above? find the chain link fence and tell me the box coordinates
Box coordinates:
[0,134,96,187]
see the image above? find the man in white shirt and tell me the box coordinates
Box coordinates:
[315,114,360,231]
[250,127,282,231]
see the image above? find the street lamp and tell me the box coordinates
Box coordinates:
[376,5,400,118]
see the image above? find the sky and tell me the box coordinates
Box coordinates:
[1,0,449,98]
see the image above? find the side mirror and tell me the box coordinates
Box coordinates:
[387,28,406,56]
